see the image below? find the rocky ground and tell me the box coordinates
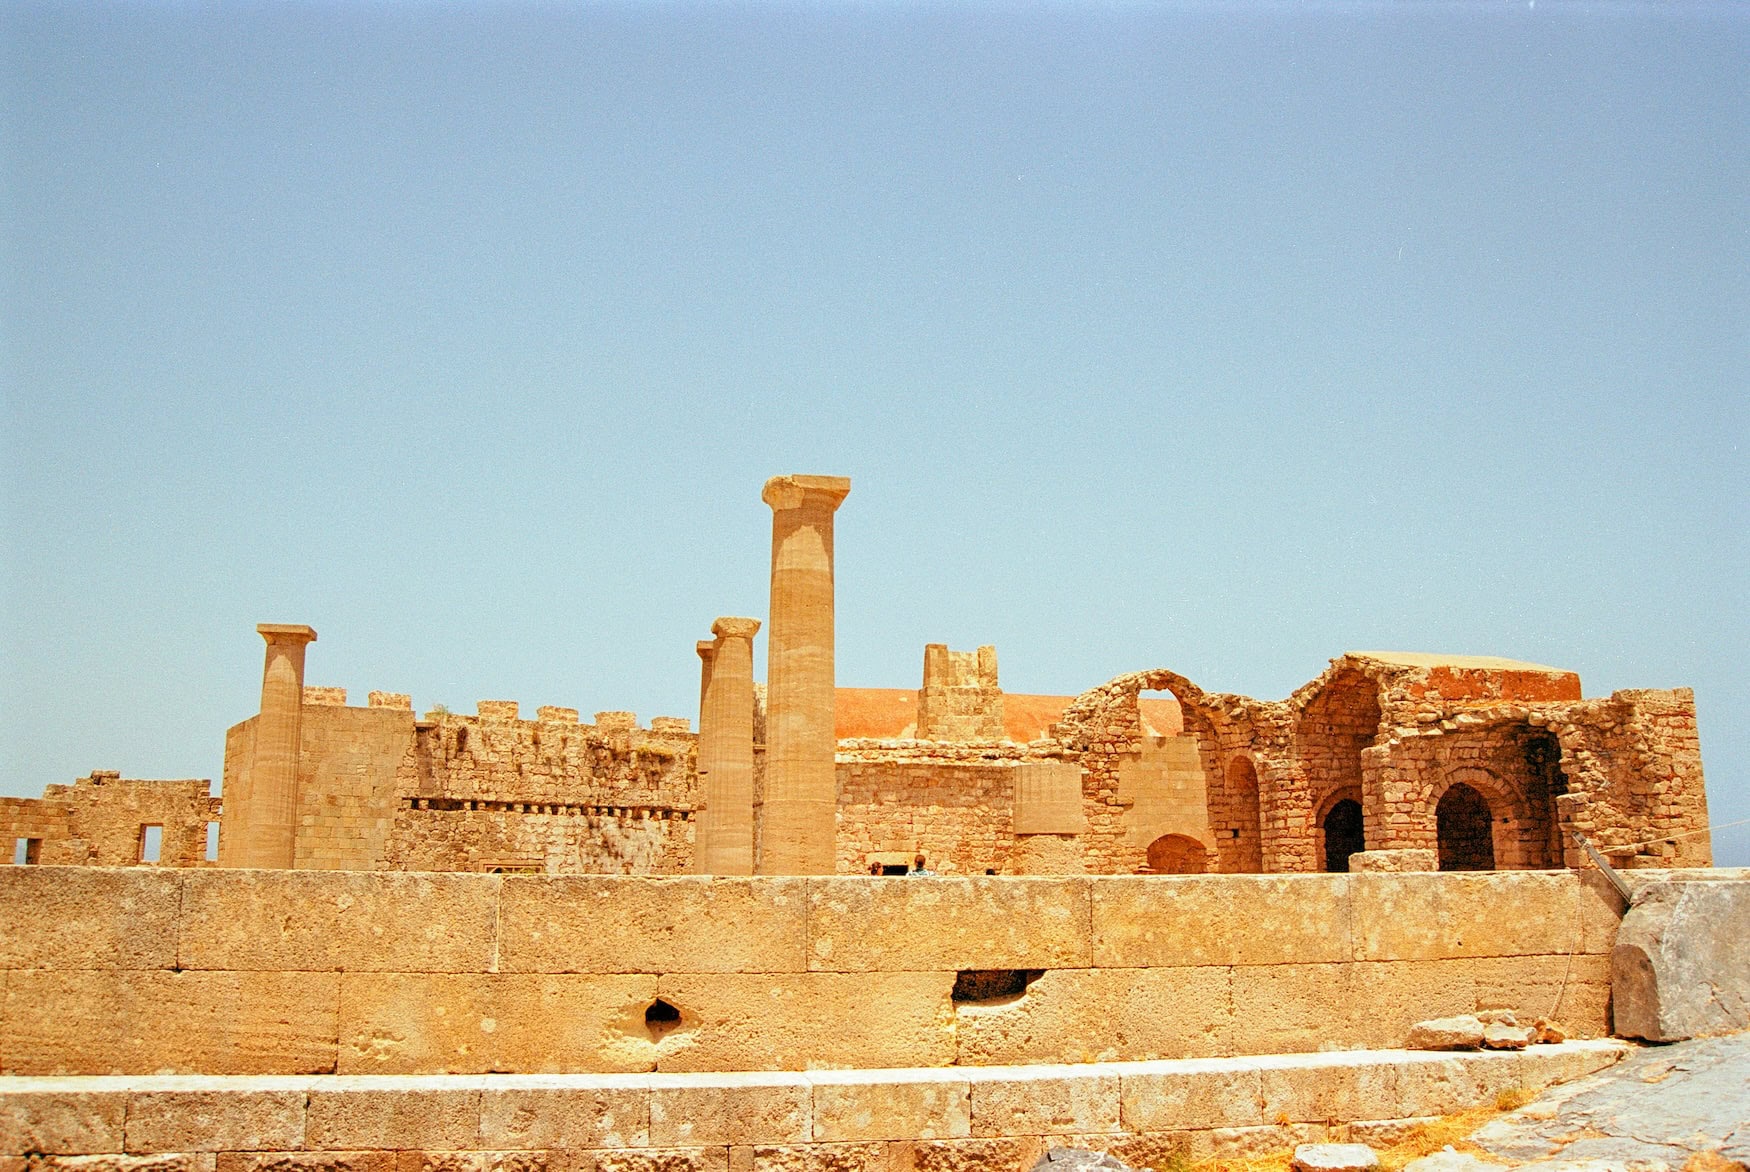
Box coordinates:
[1408,1031,1750,1172]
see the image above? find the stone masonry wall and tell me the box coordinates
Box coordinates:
[0,866,1627,1078]
[0,773,218,868]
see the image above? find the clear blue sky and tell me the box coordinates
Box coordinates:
[3,3,1745,864]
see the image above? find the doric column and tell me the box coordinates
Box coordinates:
[223,623,316,869]
[690,639,719,872]
[696,617,760,875]
[758,474,850,874]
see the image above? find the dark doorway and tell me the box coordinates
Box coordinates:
[1437,783,1495,870]
[1322,798,1365,872]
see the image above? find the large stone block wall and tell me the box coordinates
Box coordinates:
[0,867,1625,1077]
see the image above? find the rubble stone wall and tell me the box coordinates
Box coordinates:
[0,773,217,868]
[0,867,1626,1077]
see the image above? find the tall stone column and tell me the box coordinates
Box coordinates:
[696,617,760,875]
[689,639,718,873]
[758,474,850,874]
[223,623,316,869]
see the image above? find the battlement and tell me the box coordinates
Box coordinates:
[302,686,347,706]
[918,643,1005,741]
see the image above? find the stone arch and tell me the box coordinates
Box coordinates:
[1145,833,1208,874]
[1432,766,1540,870]
[1220,755,1264,873]
[1437,782,1495,871]
[1314,786,1365,872]
[1293,667,1384,869]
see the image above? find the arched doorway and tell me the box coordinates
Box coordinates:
[1437,783,1495,870]
[1321,798,1365,872]
[1145,833,1208,874]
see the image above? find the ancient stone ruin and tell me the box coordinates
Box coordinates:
[1,473,1740,1171]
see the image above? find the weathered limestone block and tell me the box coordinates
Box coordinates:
[1009,762,1085,837]
[306,1089,480,1151]
[476,1084,649,1150]
[1026,1150,1134,1172]
[1404,1015,1485,1050]
[2,971,338,1075]
[0,1093,126,1154]
[1612,878,1750,1041]
[1480,1022,1534,1050]
[1291,1144,1379,1172]
[1116,1060,1264,1131]
[1092,876,1351,968]
[215,1153,395,1172]
[124,1091,307,1153]
[741,1142,887,1172]
[907,1138,1043,1172]
[1342,961,1478,1049]
[1258,1053,1399,1125]
[178,871,498,973]
[497,877,808,974]
[336,973,660,1075]
[1469,954,1612,1039]
[806,877,1091,972]
[36,1156,217,1172]
[1228,965,1359,1056]
[969,1071,1121,1138]
[808,1070,972,1141]
[0,867,182,970]
[647,1074,811,1147]
[956,967,1232,1066]
[1388,1050,1524,1118]
[651,972,955,1072]
[1347,850,1436,873]
[1348,872,1610,963]
[392,1152,579,1172]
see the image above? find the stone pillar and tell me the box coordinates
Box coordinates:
[690,639,718,872]
[758,474,850,874]
[223,623,316,869]
[695,617,760,875]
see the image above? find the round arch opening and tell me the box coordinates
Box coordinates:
[1145,833,1208,874]
[1320,797,1365,872]
[1437,782,1496,871]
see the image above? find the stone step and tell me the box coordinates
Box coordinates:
[1,1041,1630,1168]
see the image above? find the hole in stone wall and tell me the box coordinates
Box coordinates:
[455,727,470,755]
[644,997,683,1039]
[138,824,163,864]
[952,969,1043,1005]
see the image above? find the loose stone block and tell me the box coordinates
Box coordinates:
[1091,875,1351,968]
[806,877,1091,972]
[1612,878,1750,1042]
[1117,1059,1264,1131]
[652,973,955,1072]
[0,868,182,971]
[125,1090,307,1152]
[497,878,808,975]
[647,1074,811,1147]
[1404,1015,1485,1051]
[305,1088,480,1151]
[1291,1143,1379,1172]
[969,1072,1120,1138]
[2,971,338,1075]
[0,1092,126,1154]
[808,1070,971,1142]
[477,1082,649,1150]
[179,872,498,973]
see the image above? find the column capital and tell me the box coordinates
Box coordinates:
[697,640,718,661]
[762,474,851,513]
[257,623,317,647]
[711,616,762,641]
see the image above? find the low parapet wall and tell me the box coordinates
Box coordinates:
[0,868,1624,1077]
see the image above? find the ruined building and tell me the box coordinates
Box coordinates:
[3,475,1714,878]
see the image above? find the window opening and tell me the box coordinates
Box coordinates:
[139,824,163,864]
